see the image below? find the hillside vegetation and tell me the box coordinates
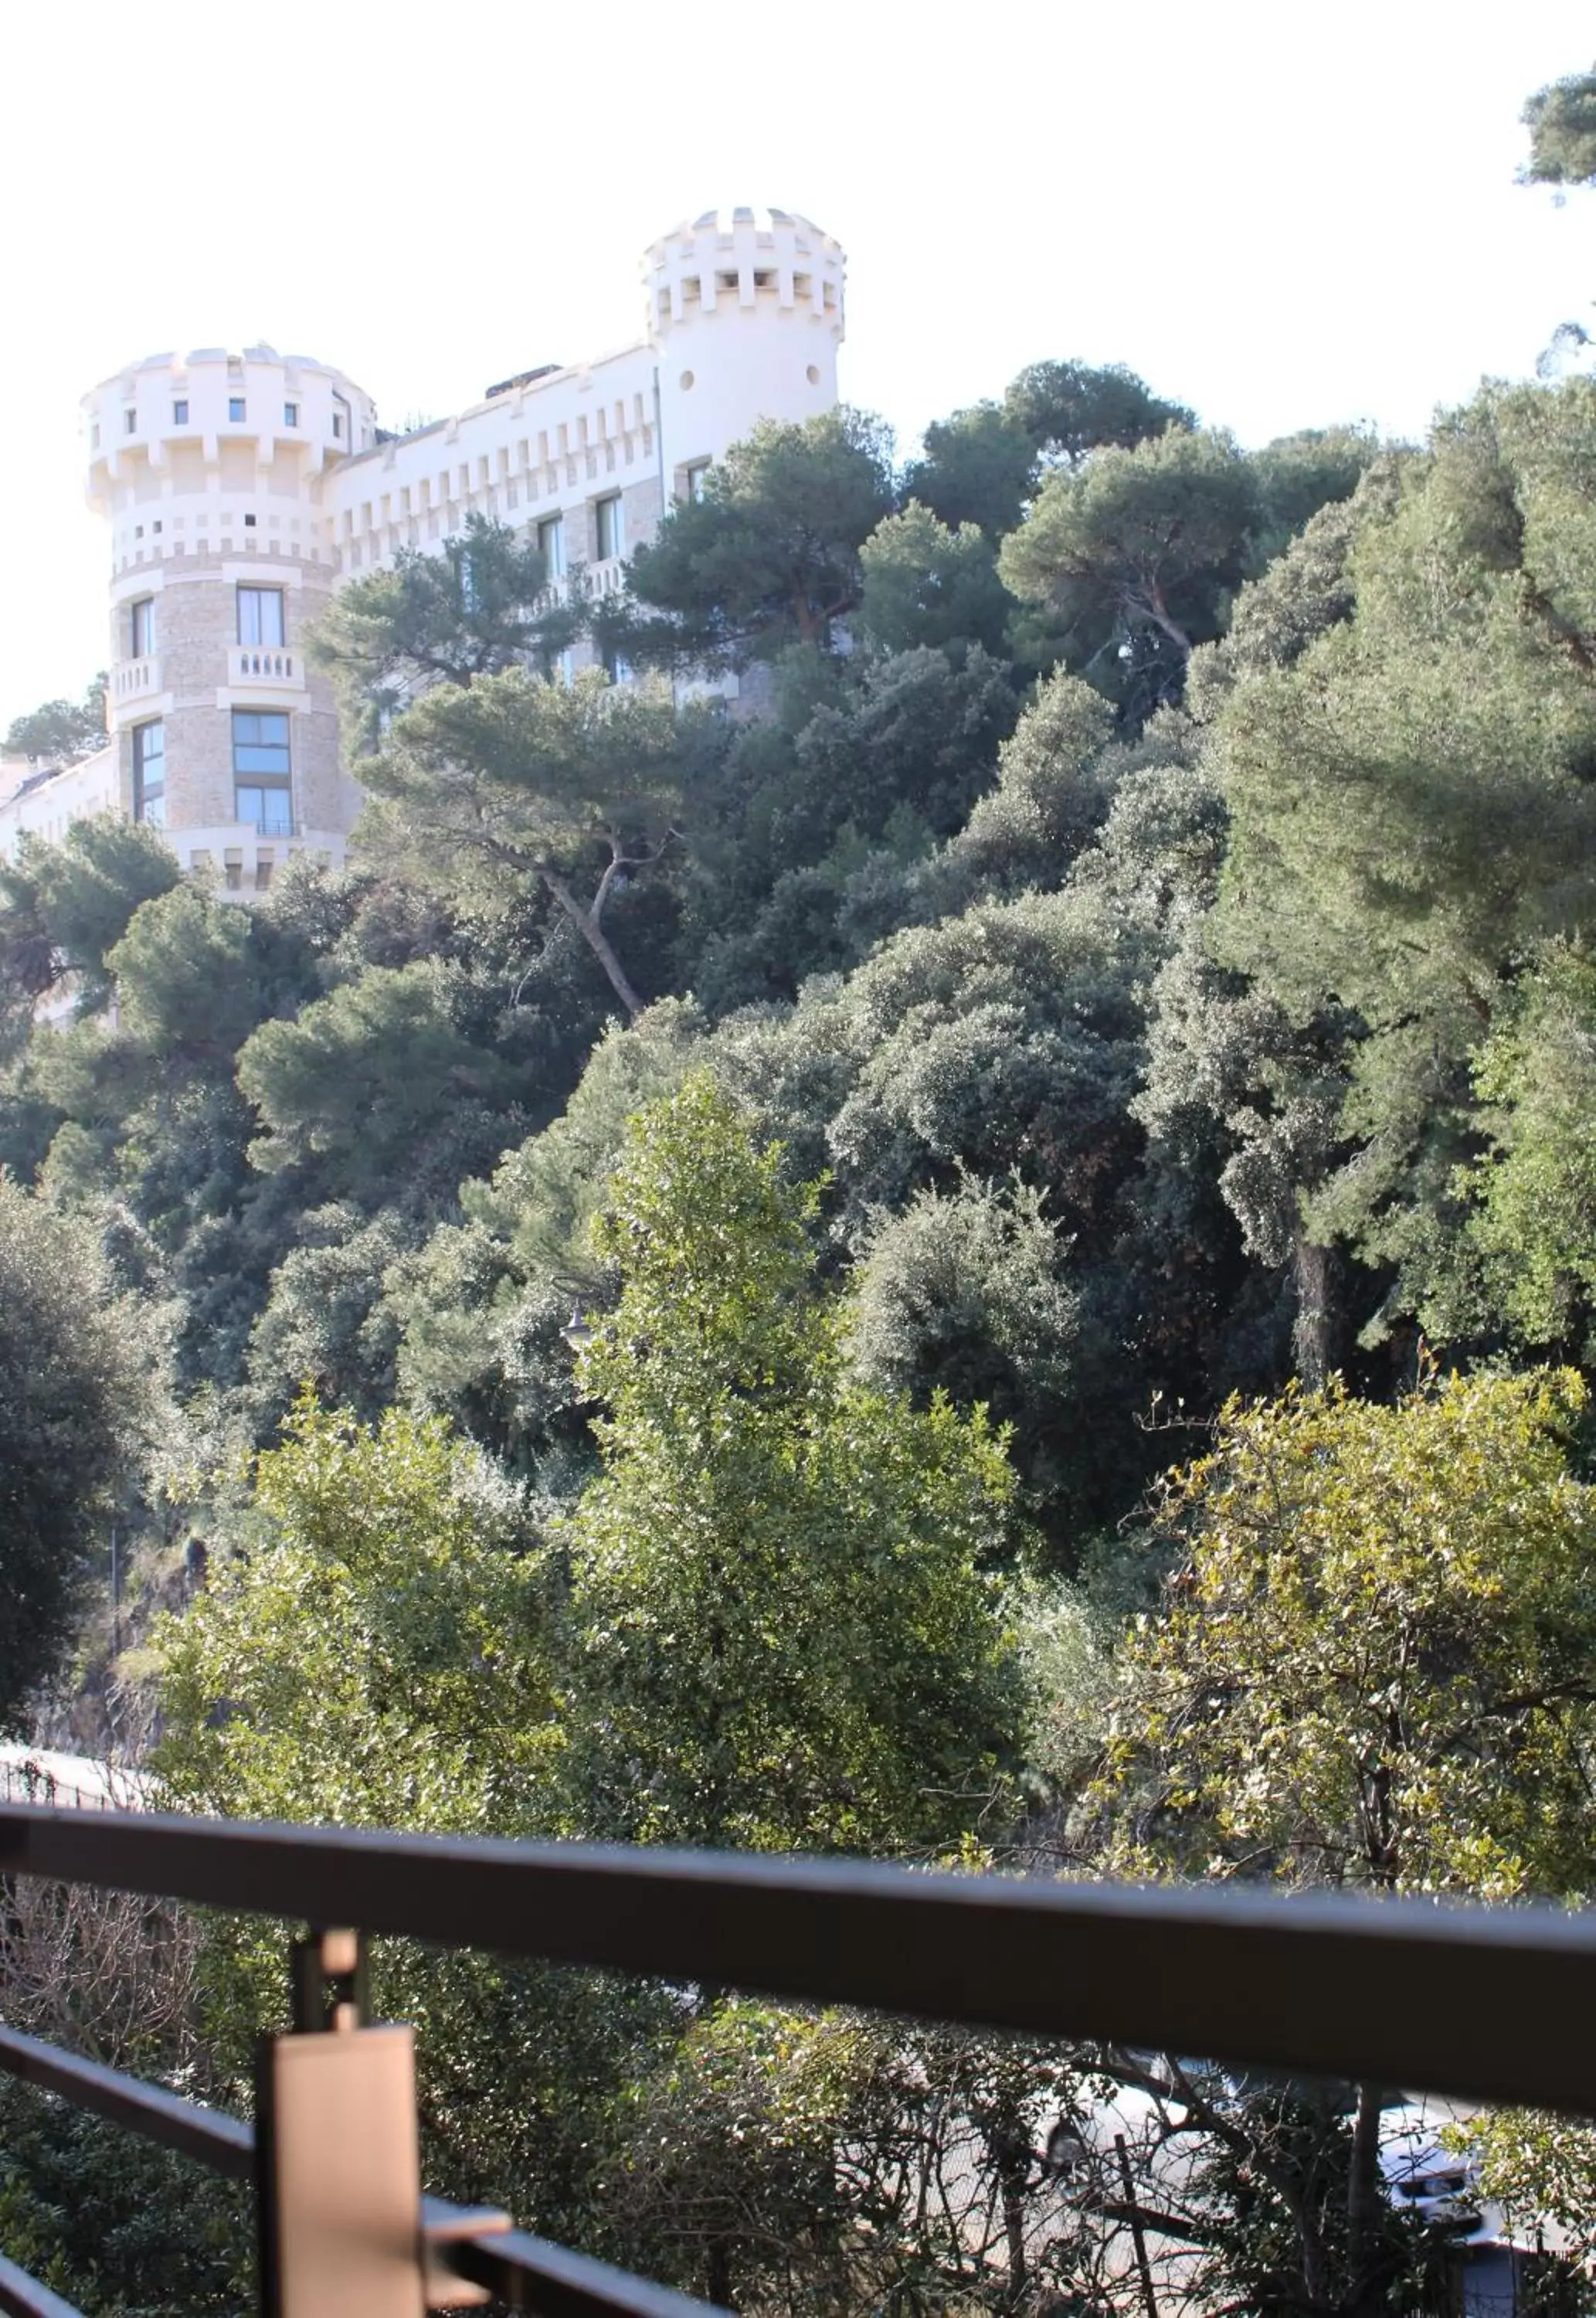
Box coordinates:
[3,65,1596,2316]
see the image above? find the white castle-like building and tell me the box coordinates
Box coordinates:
[3,207,845,896]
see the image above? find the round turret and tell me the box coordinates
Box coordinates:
[643,206,845,493]
[80,345,377,882]
[83,345,378,573]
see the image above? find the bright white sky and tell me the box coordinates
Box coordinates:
[3,0,1593,728]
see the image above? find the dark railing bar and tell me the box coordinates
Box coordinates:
[0,2027,724,2318]
[4,1805,1596,2116]
[0,2023,253,2178]
[435,2221,730,2318]
[0,2249,83,2318]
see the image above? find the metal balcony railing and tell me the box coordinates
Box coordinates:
[1,1803,1593,2317]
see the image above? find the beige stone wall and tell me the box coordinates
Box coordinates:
[114,552,355,836]
[620,474,665,552]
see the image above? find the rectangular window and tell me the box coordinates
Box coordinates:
[537,514,565,581]
[332,412,343,439]
[236,586,285,647]
[235,784,292,834]
[228,396,246,422]
[233,709,291,833]
[132,722,165,827]
[684,461,710,504]
[595,495,625,562]
[284,400,299,426]
[173,398,188,424]
[232,709,290,777]
[130,598,155,658]
[124,410,136,435]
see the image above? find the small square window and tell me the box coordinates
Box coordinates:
[124,410,136,435]
[284,401,299,426]
[244,513,256,528]
[173,399,188,424]
[229,396,246,422]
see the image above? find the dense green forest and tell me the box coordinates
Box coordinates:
[4,63,1596,2318]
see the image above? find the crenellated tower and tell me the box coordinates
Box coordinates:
[645,206,845,500]
[82,347,377,888]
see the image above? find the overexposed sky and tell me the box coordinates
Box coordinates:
[3,0,1592,726]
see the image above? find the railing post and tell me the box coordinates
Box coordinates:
[254,1929,426,2318]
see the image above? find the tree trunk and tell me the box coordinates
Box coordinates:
[1115,2134,1159,2318]
[1292,1231,1333,1390]
[1139,583,1194,660]
[541,870,644,1021]
[1344,2079,1387,2318]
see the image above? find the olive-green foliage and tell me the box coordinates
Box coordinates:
[1246,425,1378,562]
[1462,943,1596,1353]
[1211,381,1596,1336]
[605,2003,884,2304]
[937,669,1118,899]
[848,1176,1084,1524]
[382,1002,704,1463]
[680,643,1019,1009]
[241,1204,413,1429]
[153,1400,667,2233]
[236,960,521,1195]
[4,678,107,766]
[612,408,897,665]
[901,399,1037,538]
[310,511,578,747]
[1005,357,1195,467]
[0,815,179,1019]
[602,408,898,672]
[563,1071,1022,1851]
[605,2001,1085,2313]
[461,999,703,1284]
[742,887,1147,1238]
[107,882,270,1057]
[1215,388,1596,1027]
[0,2083,246,2317]
[1095,1369,1596,1898]
[155,1392,558,1827]
[0,1178,157,1725]
[858,501,1014,657]
[355,664,718,1020]
[1466,2109,1596,2282]
[1000,426,1261,714]
[360,669,706,898]
[1523,63,1596,185]
[901,358,1192,547]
